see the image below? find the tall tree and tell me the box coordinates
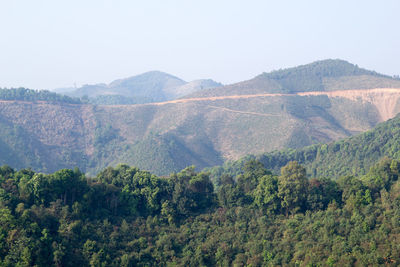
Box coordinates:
[278,161,308,216]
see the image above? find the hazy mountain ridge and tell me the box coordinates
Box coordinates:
[1,60,400,175]
[259,59,383,93]
[59,71,222,104]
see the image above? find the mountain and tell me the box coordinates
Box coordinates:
[61,71,222,104]
[1,59,400,175]
[186,59,400,97]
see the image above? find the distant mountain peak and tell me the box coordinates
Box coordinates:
[187,59,400,98]
[261,59,380,80]
[251,59,392,93]
[60,71,221,103]
[108,71,185,88]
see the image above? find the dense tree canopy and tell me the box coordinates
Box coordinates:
[0,157,399,266]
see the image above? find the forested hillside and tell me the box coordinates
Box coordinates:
[259,59,388,93]
[260,114,400,179]
[0,156,400,266]
[208,114,400,187]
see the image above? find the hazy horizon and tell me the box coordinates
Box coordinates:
[1,0,399,90]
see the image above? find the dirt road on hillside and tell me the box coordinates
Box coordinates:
[1,88,400,121]
[145,88,400,106]
[142,88,400,121]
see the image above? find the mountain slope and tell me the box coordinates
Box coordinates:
[213,114,400,180]
[0,101,94,172]
[2,87,400,175]
[1,60,400,175]
[261,113,400,178]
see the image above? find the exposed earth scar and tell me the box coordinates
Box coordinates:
[141,88,400,121]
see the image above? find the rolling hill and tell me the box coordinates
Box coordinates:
[1,59,400,175]
[59,71,222,104]
[186,59,400,98]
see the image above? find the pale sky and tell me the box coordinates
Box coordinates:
[0,0,399,90]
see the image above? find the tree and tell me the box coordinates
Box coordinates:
[50,169,87,205]
[306,177,342,210]
[237,160,271,194]
[278,161,308,216]
[170,167,216,220]
[253,174,280,214]
[362,157,399,192]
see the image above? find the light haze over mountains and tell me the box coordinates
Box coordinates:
[54,71,222,104]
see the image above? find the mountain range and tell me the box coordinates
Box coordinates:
[2,59,400,175]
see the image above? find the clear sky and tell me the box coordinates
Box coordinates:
[1,0,399,90]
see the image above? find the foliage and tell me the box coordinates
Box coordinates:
[278,161,308,215]
[0,156,399,266]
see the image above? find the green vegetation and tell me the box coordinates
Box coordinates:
[0,88,82,104]
[255,114,400,179]
[206,114,400,187]
[1,156,400,266]
[260,59,384,93]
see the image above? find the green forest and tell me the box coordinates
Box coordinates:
[1,155,400,266]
